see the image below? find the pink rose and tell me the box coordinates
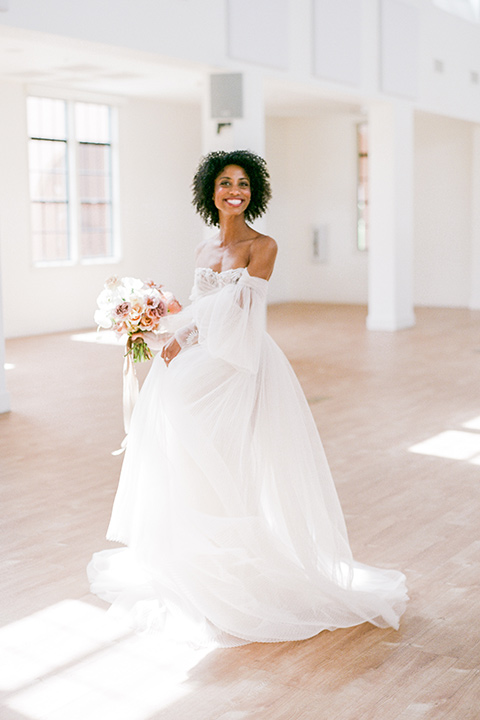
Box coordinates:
[161,290,182,314]
[139,313,157,331]
[167,298,182,314]
[114,301,131,319]
[105,275,121,290]
[129,302,143,324]
[147,299,168,319]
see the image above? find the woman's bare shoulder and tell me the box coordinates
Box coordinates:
[248,233,278,280]
[251,233,277,258]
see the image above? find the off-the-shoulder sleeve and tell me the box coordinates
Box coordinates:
[192,269,268,374]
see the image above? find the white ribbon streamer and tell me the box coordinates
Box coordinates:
[112,346,139,455]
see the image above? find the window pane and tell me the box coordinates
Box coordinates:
[79,202,112,258]
[77,143,111,201]
[28,139,68,202]
[27,97,67,140]
[31,202,69,263]
[78,140,113,258]
[75,102,111,143]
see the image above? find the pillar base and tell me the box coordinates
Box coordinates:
[366,311,416,332]
[0,390,10,414]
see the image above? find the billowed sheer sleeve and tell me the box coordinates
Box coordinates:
[192,269,268,374]
[174,321,199,348]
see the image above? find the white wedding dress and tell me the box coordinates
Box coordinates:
[88,267,407,647]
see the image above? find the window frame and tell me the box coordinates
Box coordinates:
[356,121,368,252]
[27,94,121,268]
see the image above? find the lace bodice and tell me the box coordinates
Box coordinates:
[190,267,244,301]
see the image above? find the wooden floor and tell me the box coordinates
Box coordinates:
[1,303,480,719]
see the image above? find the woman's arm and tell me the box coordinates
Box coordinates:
[161,321,199,366]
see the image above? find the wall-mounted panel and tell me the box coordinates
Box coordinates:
[226,0,289,70]
[312,0,362,86]
[380,0,419,99]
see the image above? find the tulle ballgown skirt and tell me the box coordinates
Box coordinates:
[88,269,407,647]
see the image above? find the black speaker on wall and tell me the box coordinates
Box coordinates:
[210,74,243,119]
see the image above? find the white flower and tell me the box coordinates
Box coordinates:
[94,308,113,329]
[122,277,145,295]
[96,288,115,309]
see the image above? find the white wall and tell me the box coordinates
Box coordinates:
[414,112,473,307]
[0,86,202,337]
[117,98,203,304]
[265,108,478,311]
[266,114,368,304]
[1,86,478,339]
[418,3,480,123]
[0,244,10,412]
[0,0,227,66]
[2,0,480,125]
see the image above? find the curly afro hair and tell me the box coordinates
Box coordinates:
[192,149,272,227]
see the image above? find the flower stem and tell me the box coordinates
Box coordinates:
[125,335,153,363]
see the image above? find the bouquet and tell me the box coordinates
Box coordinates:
[95,275,182,363]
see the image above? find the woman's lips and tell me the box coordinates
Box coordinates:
[225,198,243,206]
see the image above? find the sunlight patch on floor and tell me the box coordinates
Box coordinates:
[409,429,480,463]
[462,415,480,431]
[71,331,125,347]
[4,363,15,370]
[0,600,128,693]
[1,599,212,720]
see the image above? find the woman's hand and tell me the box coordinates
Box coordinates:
[130,331,168,352]
[160,335,182,366]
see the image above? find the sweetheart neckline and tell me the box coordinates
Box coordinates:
[194,267,269,286]
[195,266,245,275]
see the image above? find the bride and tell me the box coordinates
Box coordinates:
[88,149,408,647]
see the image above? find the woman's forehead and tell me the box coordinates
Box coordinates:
[216,164,249,179]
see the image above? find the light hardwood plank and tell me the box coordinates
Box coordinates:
[1,303,480,719]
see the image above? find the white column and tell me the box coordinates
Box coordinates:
[0,248,10,413]
[202,71,266,157]
[470,125,480,309]
[367,102,415,331]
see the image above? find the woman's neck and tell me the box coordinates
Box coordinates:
[218,215,251,246]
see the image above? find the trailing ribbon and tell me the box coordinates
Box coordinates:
[112,338,140,455]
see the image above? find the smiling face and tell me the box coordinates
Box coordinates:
[213,165,251,218]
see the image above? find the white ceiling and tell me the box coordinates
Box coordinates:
[0,24,363,117]
[0,26,206,101]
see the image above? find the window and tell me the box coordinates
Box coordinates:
[356,122,368,252]
[27,96,118,265]
[432,0,480,22]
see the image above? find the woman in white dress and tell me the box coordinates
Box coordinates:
[88,150,408,647]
